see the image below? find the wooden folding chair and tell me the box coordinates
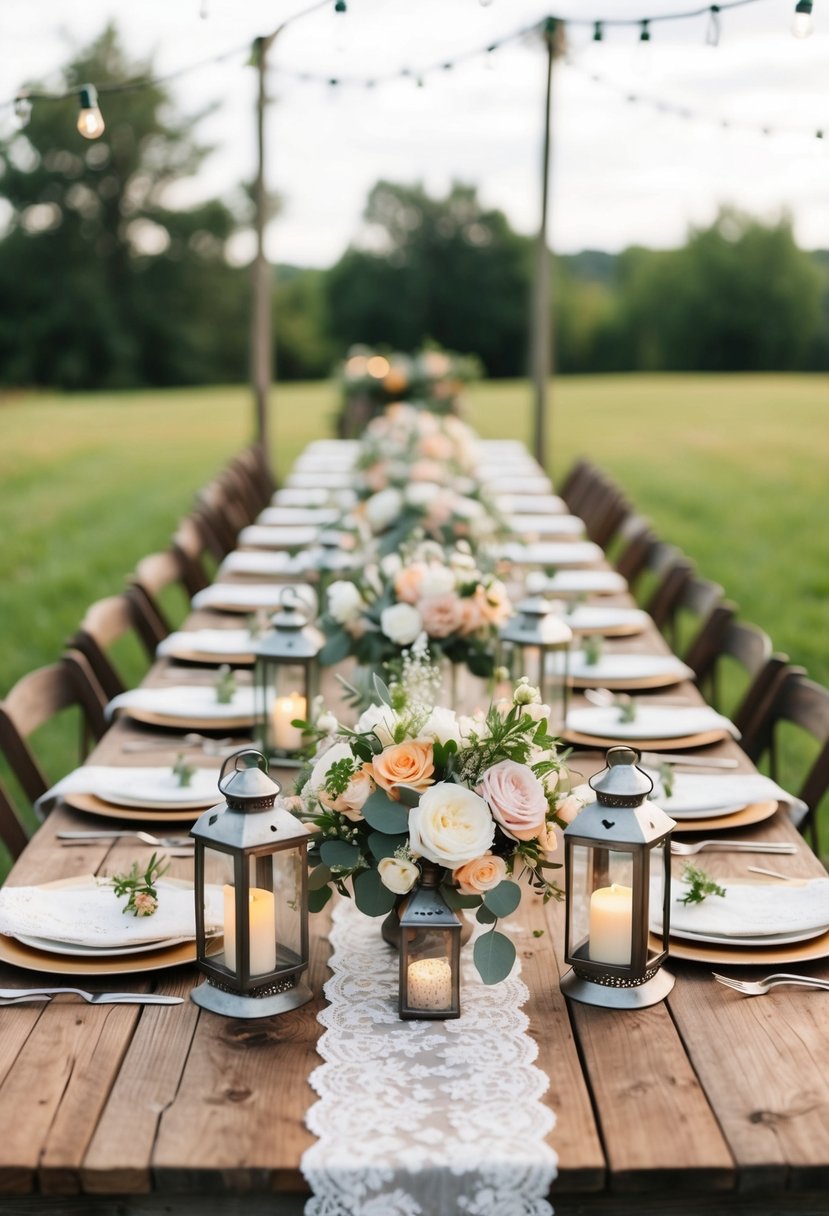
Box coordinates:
[173,515,219,588]
[128,548,197,646]
[68,593,155,701]
[740,669,829,852]
[688,616,789,733]
[613,518,657,590]
[644,553,695,637]
[0,651,108,812]
[0,780,31,861]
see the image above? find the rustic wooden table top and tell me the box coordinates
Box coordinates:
[2,523,829,1216]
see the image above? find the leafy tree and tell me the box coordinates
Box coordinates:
[0,24,248,388]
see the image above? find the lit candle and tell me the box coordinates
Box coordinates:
[272,691,306,752]
[223,885,277,975]
[588,883,633,965]
[407,957,453,1011]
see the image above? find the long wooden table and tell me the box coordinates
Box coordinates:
[2,487,829,1215]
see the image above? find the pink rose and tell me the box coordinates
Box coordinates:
[418,593,464,639]
[556,793,586,825]
[478,759,548,842]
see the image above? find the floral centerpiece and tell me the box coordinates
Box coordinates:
[295,671,581,985]
[318,540,512,703]
[337,347,482,437]
[356,403,480,493]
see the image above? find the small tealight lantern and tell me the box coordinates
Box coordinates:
[190,749,312,1019]
[561,746,676,1009]
[254,586,323,766]
[500,595,572,733]
[399,862,462,1020]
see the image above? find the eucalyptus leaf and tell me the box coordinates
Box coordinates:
[354,867,397,917]
[308,885,333,914]
[394,784,421,809]
[473,929,517,985]
[476,904,497,925]
[372,673,393,707]
[308,863,332,891]
[319,631,352,666]
[319,839,362,869]
[368,830,409,861]
[362,789,410,834]
[442,887,482,910]
[483,879,522,919]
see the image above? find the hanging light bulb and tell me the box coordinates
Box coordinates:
[705,5,721,45]
[333,0,347,54]
[485,44,497,70]
[634,20,653,73]
[593,21,604,42]
[791,0,814,37]
[76,84,105,139]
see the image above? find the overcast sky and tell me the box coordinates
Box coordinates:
[2,0,827,266]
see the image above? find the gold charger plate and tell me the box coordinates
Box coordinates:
[569,620,647,638]
[161,645,255,666]
[116,707,255,731]
[656,928,829,967]
[63,792,204,824]
[0,876,201,977]
[671,799,779,834]
[570,671,688,691]
[563,727,728,751]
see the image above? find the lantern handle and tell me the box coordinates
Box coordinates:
[218,748,270,795]
[279,584,310,620]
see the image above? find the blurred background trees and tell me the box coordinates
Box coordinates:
[1,24,827,390]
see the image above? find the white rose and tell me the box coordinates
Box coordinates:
[418,707,462,747]
[418,565,456,599]
[405,481,441,508]
[309,741,355,791]
[356,703,398,747]
[327,580,364,625]
[380,553,403,578]
[365,488,403,533]
[378,856,420,895]
[524,571,549,595]
[409,782,495,868]
[381,602,423,646]
[452,496,484,520]
[316,710,339,735]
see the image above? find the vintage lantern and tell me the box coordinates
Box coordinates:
[190,749,312,1018]
[500,595,572,734]
[561,746,676,1009]
[254,586,323,766]
[398,862,462,1020]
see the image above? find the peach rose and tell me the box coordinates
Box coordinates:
[453,852,507,895]
[478,759,548,841]
[326,763,376,822]
[556,793,586,825]
[474,580,512,627]
[394,562,427,604]
[419,432,454,462]
[410,458,444,482]
[536,819,560,857]
[372,740,435,802]
[418,593,464,639]
[456,594,486,636]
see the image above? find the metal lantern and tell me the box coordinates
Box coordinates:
[399,862,462,1020]
[254,586,323,766]
[500,595,572,734]
[190,749,312,1019]
[561,746,676,1009]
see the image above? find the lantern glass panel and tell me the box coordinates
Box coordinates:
[256,658,310,757]
[648,840,668,960]
[201,845,236,975]
[272,847,305,969]
[570,843,636,967]
[403,926,456,1014]
[541,646,570,735]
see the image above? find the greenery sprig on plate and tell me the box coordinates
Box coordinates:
[110,853,169,917]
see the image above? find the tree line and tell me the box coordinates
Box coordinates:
[1,26,827,392]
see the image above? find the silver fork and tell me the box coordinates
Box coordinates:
[671,839,798,856]
[57,830,193,847]
[713,972,829,996]
[0,987,183,1005]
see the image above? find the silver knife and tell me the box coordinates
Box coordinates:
[0,987,184,1005]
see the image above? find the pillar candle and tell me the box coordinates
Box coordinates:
[272,691,306,751]
[406,957,453,1011]
[223,885,277,975]
[588,882,633,965]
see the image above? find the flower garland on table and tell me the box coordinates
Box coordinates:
[318,540,512,701]
[294,671,583,985]
[356,402,480,490]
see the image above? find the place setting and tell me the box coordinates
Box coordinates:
[191,579,318,615]
[525,568,629,597]
[106,677,260,734]
[497,539,606,568]
[35,762,224,824]
[561,647,694,690]
[508,513,586,539]
[646,765,804,833]
[157,626,259,666]
[563,697,740,750]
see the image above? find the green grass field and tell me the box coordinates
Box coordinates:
[0,373,827,865]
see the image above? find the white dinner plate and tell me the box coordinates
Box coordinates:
[661,923,829,948]
[15,932,192,958]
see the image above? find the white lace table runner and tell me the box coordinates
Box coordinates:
[302,899,557,1216]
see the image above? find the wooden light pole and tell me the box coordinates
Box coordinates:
[531,17,563,471]
[252,33,275,458]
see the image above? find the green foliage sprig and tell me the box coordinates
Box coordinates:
[172,753,196,787]
[110,853,169,917]
[679,863,727,906]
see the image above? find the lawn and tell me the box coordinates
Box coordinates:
[0,373,827,862]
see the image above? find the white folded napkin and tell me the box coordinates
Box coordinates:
[0,879,224,947]
[525,569,628,597]
[219,550,309,577]
[561,651,694,684]
[237,524,319,549]
[158,628,256,659]
[498,541,604,567]
[35,765,221,815]
[643,768,806,819]
[510,514,585,537]
[256,507,339,527]
[286,471,353,488]
[271,487,357,509]
[106,685,258,724]
[192,582,317,614]
[566,704,740,741]
[484,476,553,495]
[563,605,650,633]
[657,877,829,939]
[495,494,567,515]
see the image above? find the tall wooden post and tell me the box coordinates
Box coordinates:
[252,34,274,461]
[532,18,559,471]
